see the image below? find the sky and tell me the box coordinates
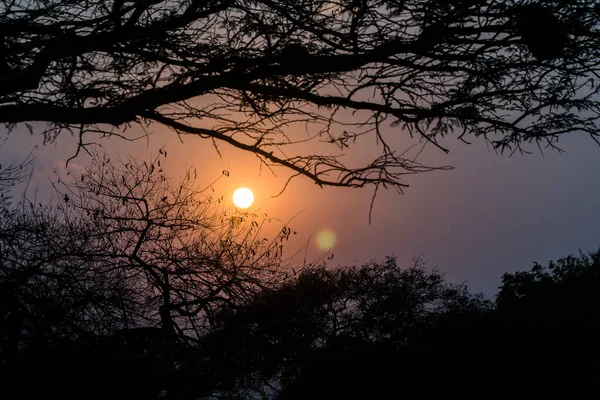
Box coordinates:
[1,120,599,297]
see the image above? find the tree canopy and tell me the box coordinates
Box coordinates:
[0,147,296,399]
[1,146,599,398]
[2,0,600,192]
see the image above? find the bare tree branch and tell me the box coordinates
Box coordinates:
[2,0,600,191]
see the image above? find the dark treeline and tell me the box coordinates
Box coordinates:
[1,152,599,399]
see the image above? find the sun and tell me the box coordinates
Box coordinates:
[232,187,254,208]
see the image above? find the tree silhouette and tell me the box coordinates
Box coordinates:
[2,0,600,192]
[53,149,292,338]
[0,148,296,399]
[205,252,600,398]
[493,250,600,395]
[3,152,600,400]
[3,142,600,397]
[203,257,492,398]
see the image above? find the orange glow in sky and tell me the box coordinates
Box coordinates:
[7,109,600,297]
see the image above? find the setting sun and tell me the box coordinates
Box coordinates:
[232,187,254,208]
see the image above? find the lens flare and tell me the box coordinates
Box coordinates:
[316,229,336,251]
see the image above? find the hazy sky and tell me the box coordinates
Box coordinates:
[1,121,599,297]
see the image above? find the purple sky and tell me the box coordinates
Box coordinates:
[2,123,599,297]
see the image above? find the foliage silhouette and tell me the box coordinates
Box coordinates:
[0,149,295,399]
[204,252,600,398]
[205,257,493,398]
[2,0,600,193]
[2,149,600,398]
[493,251,600,395]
